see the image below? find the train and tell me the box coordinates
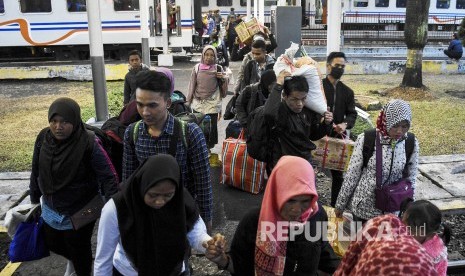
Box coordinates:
[0,0,198,60]
[202,0,465,31]
[1,0,464,61]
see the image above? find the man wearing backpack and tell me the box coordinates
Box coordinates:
[322,52,358,207]
[259,71,333,171]
[235,69,276,130]
[122,70,213,233]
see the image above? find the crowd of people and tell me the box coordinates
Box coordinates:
[23,19,456,275]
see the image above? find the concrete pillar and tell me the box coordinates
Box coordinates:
[159,0,173,66]
[247,0,252,20]
[259,0,265,24]
[139,0,151,66]
[326,0,342,56]
[86,0,108,121]
[254,0,258,18]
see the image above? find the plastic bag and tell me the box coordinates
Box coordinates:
[4,204,40,238]
[273,42,327,115]
[8,217,50,262]
[323,205,353,257]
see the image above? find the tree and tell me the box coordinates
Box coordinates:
[401,0,430,88]
[458,17,465,46]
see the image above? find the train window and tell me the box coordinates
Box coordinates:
[354,0,368,7]
[217,0,232,6]
[265,1,278,6]
[457,0,465,8]
[240,0,254,7]
[0,0,4,13]
[114,0,139,11]
[436,0,450,8]
[201,0,209,7]
[67,0,86,12]
[396,0,406,7]
[20,0,52,13]
[375,0,389,7]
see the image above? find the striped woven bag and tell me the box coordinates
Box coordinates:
[221,130,266,194]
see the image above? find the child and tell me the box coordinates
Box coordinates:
[401,199,451,276]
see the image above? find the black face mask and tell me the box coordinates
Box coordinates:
[330,67,344,79]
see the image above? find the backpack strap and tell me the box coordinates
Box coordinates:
[175,118,189,149]
[129,120,142,147]
[362,129,415,169]
[362,129,377,168]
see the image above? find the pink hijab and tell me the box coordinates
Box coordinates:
[255,156,319,276]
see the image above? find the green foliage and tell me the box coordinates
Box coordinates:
[458,17,465,46]
[80,81,124,121]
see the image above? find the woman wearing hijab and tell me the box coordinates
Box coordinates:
[204,156,340,275]
[335,99,420,223]
[187,45,229,150]
[29,98,119,276]
[334,214,438,275]
[94,154,213,276]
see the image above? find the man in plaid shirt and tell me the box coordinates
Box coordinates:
[122,70,213,233]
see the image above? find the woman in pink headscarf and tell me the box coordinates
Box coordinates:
[187,45,228,150]
[204,156,340,275]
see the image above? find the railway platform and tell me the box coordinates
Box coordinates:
[0,45,463,81]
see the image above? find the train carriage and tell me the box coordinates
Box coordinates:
[0,0,196,60]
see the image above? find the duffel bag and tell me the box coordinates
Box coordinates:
[221,130,266,194]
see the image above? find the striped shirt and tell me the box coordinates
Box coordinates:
[122,114,213,222]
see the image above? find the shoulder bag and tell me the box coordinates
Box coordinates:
[374,131,414,212]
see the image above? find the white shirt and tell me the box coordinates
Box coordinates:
[94,199,211,276]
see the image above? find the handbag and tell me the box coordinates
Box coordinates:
[70,195,105,230]
[4,203,41,238]
[8,216,50,262]
[221,130,266,194]
[374,131,414,212]
[223,94,237,120]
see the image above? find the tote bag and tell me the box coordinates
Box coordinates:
[221,130,266,194]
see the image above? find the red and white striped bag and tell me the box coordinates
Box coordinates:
[221,130,266,194]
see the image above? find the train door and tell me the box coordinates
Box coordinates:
[149,0,193,49]
[314,0,326,24]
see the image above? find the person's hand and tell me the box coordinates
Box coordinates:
[335,209,344,218]
[334,122,347,134]
[276,70,292,86]
[323,111,333,125]
[202,233,227,264]
[216,71,226,79]
[235,37,240,44]
[263,26,270,36]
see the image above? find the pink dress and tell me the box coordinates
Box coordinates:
[423,234,448,276]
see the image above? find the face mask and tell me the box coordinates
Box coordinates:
[330,67,344,79]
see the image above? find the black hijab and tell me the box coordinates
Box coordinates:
[113,154,199,276]
[38,97,88,194]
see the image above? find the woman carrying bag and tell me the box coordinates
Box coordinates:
[335,99,419,223]
[29,98,119,276]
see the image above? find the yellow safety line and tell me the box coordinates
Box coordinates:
[0,262,21,276]
[0,226,6,232]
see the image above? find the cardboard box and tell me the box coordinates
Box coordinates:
[244,18,264,37]
[235,22,252,44]
[312,136,355,171]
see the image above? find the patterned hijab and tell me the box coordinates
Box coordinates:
[334,214,437,276]
[376,99,412,139]
[255,156,319,276]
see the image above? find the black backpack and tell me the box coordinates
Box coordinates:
[246,106,274,162]
[99,118,129,177]
[362,129,415,168]
[169,90,192,116]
